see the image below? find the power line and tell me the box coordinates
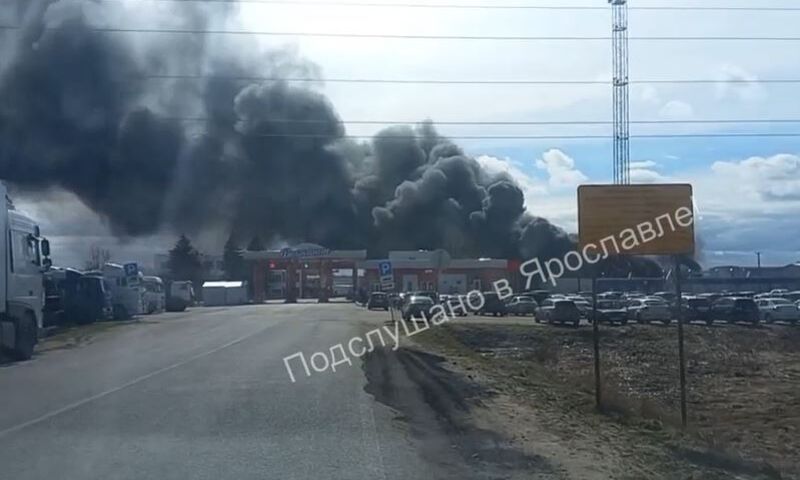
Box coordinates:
[125,73,800,85]
[89,0,800,12]
[246,132,800,139]
[173,117,800,125]
[3,25,800,41]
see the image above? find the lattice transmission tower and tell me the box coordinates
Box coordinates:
[609,0,630,184]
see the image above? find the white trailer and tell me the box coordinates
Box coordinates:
[0,183,50,360]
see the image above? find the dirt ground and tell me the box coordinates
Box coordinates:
[409,321,799,480]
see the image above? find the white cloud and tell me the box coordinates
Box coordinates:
[535,149,587,188]
[475,154,577,230]
[630,168,667,184]
[629,160,666,183]
[630,160,659,170]
[711,153,800,201]
[476,154,546,197]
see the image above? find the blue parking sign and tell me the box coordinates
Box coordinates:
[378,261,392,276]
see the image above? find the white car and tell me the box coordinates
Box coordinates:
[756,298,799,325]
[627,298,672,324]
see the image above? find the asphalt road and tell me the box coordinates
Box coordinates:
[0,303,449,480]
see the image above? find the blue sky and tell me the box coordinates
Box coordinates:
[13,0,800,268]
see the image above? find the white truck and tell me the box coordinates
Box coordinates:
[0,183,51,360]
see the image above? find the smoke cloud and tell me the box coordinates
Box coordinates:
[0,0,661,276]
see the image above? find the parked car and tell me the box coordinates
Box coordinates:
[536,299,581,327]
[783,291,800,303]
[410,290,439,304]
[401,295,435,321]
[679,296,713,325]
[506,295,537,316]
[589,300,628,325]
[698,292,723,303]
[769,289,790,297]
[388,293,403,309]
[443,294,469,316]
[598,291,624,300]
[756,298,799,325]
[711,297,759,325]
[627,298,672,324]
[569,297,592,318]
[734,291,756,298]
[477,292,507,317]
[653,291,676,303]
[524,289,551,304]
[367,291,389,310]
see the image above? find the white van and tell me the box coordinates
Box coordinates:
[141,276,165,314]
[102,263,144,319]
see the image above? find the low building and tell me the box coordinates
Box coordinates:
[357,250,510,294]
[242,243,367,303]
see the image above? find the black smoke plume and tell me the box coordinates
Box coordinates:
[0,1,661,276]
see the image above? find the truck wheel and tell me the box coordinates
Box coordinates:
[12,313,37,361]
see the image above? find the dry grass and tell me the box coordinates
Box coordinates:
[416,322,800,479]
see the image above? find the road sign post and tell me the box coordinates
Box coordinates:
[592,275,601,410]
[674,255,688,427]
[378,260,394,291]
[378,260,395,323]
[578,183,695,426]
[124,262,139,285]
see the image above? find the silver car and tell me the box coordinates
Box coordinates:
[506,295,538,316]
[627,298,672,324]
[757,298,799,325]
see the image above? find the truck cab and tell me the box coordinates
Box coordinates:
[0,184,50,360]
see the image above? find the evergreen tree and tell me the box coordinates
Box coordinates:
[167,235,203,282]
[223,235,246,280]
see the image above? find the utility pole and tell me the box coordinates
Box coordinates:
[610,0,630,185]
[756,251,762,269]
